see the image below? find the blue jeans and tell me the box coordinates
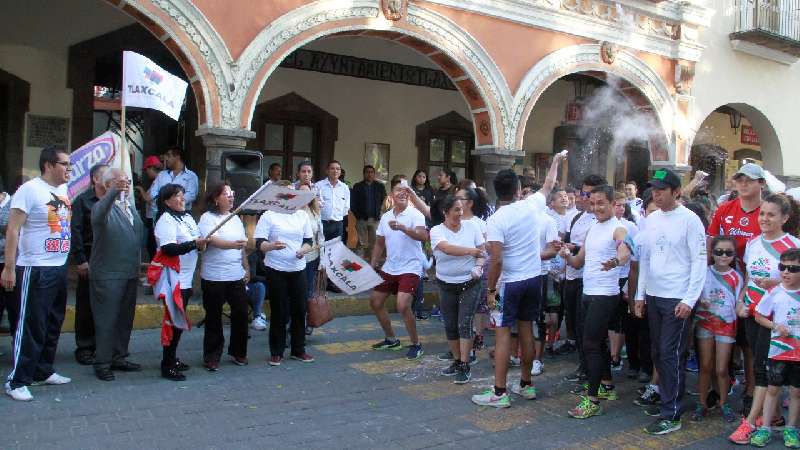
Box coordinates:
[304,258,320,300]
[246,282,267,317]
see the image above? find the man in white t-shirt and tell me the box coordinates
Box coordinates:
[369,177,428,360]
[471,152,566,408]
[2,147,73,401]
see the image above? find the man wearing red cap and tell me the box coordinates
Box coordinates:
[135,156,162,260]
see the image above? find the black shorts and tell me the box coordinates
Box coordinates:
[767,359,800,388]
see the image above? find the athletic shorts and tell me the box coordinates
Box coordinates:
[375,271,420,296]
[767,359,800,388]
[497,276,541,328]
[696,326,736,344]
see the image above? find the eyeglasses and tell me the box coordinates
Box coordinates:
[712,249,735,257]
[54,161,72,168]
[579,191,591,198]
[779,263,800,273]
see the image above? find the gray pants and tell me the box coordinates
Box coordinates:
[647,295,691,421]
[437,278,481,340]
[90,278,137,370]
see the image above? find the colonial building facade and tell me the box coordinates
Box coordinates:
[1,0,797,198]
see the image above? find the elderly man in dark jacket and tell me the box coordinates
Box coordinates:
[89,168,144,381]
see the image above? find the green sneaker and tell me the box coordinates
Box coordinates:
[568,396,603,419]
[749,428,771,447]
[598,385,617,401]
[784,428,800,449]
[471,389,511,408]
[644,418,682,435]
[510,383,537,400]
[371,338,401,351]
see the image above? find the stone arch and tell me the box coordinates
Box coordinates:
[235,0,513,150]
[101,0,226,126]
[511,43,676,161]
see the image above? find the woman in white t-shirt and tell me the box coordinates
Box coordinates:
[254,181,314,366]
[154,184,207,381]
[430,195,485,384]
[197,182,249,371]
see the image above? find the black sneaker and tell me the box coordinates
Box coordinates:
[644,419,681,435]
[643,405,661,417]
[371,338,402,351]
[441,361,459,376]
[555,341,577,355]
[175,359,190,371]
[564,369,587,382]
[437,351,454,361]
[406,344,424,360]
[634,385,660,407]
[454,363,471,384]
[161,367,186,381]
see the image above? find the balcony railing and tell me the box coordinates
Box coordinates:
[732,0,800,56]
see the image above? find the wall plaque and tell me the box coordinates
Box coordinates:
[26,115,70,148]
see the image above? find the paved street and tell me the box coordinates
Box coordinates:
[1,314,738,449]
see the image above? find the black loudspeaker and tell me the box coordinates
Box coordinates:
[221,150,263,212]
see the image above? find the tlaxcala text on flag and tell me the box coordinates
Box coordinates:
[122,51,188,121]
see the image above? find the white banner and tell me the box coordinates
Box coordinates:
[242,183,317,214]
[321,238,383,295]
[122,51,188,121]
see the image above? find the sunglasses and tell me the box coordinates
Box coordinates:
[712,249,735,257]
[579,191,591,198]
[779,263,800,273]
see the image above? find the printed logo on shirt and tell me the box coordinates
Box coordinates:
[770,303,800,362]
[740,217,750,227]
[341,259,363,272]
[45,193,72,253]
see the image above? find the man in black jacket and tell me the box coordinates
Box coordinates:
[351,166,386,259]
[69,163,108,365]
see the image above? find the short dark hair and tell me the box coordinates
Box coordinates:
[625,180,638,188]
[327,160,342,168]
[581,174,607,188]
[38,146,68,174]
[204,181,231,214]
[89,163,109,185]
[591,185,615,202]
[165,146,183,160]
[297,160,313,172]
[363,165,375,175]
[781,248,800,263]
[268,163,281,172]
[156,183,186,220]
[494,169,519,200]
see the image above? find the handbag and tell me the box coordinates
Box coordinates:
[307,270,334,328]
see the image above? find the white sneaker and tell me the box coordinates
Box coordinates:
[31,373,71,386]
[471,389,511,408]
[250,315,267,331]
[509,356,521,367]
[531,360,544,376]
[5,382,33,401]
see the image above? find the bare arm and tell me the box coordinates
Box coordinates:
[538,151,568,199]
[1,209,27,290]
[404,187,431,219]
[208,235,247,250]
[434,241,483,258]
[370,235,386,269]
[563,245,586,269]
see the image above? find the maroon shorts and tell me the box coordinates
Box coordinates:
[375,271,420,295]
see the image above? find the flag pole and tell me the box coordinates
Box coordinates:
[120,54,129,203]
[203,181,271,237]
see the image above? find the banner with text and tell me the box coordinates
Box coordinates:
[241,183,317,214]
[321,238,383,295]
[67,132,131,200]
[122,51,188,121]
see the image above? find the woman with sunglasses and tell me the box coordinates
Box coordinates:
[197,182,249,371]
[692,236,741,423]
[730,193,800,444]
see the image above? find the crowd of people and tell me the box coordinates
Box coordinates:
[5,144,800,445]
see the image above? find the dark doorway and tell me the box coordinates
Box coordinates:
[0,69,30,189]
[416,111,474,187]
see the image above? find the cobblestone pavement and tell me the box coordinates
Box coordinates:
[0,314,739,449]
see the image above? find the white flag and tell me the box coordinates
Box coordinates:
[122,51,187,121]
[321,238,384,295]
[241,183,317,214]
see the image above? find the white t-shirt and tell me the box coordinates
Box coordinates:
[755,284,800,361]
[154,212,200,288]
[376,206,426,276]
[430,220,484,283]
[546,208,570,236]
[566,211,596,280]
[618,218,638,278]
[486,192,546,283]
[583,217,625,296]
[254,210,313,272]
[198,212,246,282]
[466,216,487,236]
[12,178,71,267]
[743,233,800,311]
[540,213,559,275]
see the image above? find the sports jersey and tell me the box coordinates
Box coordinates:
[755,284,800,362]
[708,198,761,259]
[743,233,800,314]
[696,267,742,337]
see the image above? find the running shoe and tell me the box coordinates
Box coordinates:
[437,351,454,361]
[643,405,661,417]
[250,314,267,331]
[749,428,771,447]
[611,359,623,372]
[570,384,618,401]
[721,403,737,423]
[441,361,459,376]
[690,403,706,422]
[785,428,800,449]
[268,356,282,366]
[371,338,402,351]
[4,383,32,402]
[633,385,660,407]
[509,356,521,367]
[532,360,544,376]
[471,389,511,408]
[644,419,682,435]
[568,396,603,419]
[686,352,699,373]
[454,364,471,385]
[510,383,537,400]
[32,373,71,386]
[430,306,442,318]
[290,353,315,363]
[729,418,756,444]
[406,344,424,360]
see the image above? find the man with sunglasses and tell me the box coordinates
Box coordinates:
[3,147,74,401]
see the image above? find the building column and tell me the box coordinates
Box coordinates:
[473,147,524,201]
[196,127,256,189]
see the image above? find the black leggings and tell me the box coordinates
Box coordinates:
[582,294,618,397]
[201,279,249,362]
[744,316,771,387]
[563,278,582,342]
[162,288,192,369]
[266,268,307,357]
[438,278,480,341]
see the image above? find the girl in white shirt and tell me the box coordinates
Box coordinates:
[254,181,314,366]
[154,184,207,381]
[197,182,249,371]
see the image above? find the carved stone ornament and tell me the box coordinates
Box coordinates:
[600,41,619,64]
[382,0,407,21]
